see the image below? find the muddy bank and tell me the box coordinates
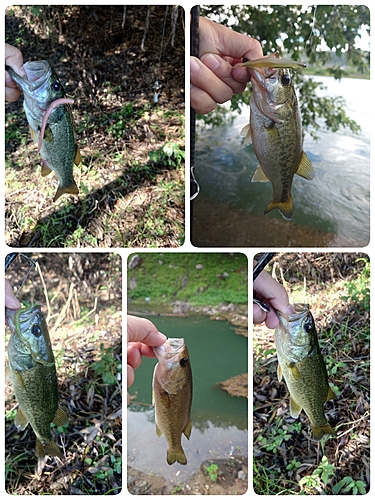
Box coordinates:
[128,456,248,495]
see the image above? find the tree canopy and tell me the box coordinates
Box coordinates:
[198,5,370,137]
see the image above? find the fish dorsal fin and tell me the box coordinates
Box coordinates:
[296,151,314,180]
[289,396,302,418]
[74,147,81,165]
[277,363,283,382]
[15,408,29,430]
[327,385,337,401]
[183,418,192,440]
[251,166,270,183]
[53,406,69,427]
[41,161,52,177]
[155,423,162,438]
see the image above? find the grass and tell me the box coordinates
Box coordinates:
[127,253,248,306]
[253,253,369,495]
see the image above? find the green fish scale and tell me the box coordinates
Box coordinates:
[11,360,59,443]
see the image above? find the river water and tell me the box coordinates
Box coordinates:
[127,314,248,483]
[192,76,370,247]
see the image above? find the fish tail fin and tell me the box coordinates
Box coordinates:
[167,448,187,466]
[53,181,79,202]
[41,160,52,177]
[36,439,63,458]
[312,422,336,440]
[264,197,293,220]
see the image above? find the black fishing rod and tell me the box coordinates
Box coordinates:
[190,5,200,237]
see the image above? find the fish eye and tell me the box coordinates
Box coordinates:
[31,324,42,337]
[281,72,291,86]
[51,81,61,92]
[303,317,313,334]
[180,357,189,367]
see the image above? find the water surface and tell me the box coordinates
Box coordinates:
[192,76,369,247]
[127,314,248,483]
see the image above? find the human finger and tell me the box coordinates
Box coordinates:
[191,83,218,114]
[127,315,166,346]
[253,271,291,314]
[190,56,234,107]
[5,43,25,76]
[5,279,21,310]
[200,53,248,95]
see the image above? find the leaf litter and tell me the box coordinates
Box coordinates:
[253,253,369,494]
[5,253,122,494]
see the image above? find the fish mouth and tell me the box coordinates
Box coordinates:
[6,305,41,335]
[153,337,185,361]
[9,60,52,94]
[277,303,309,322]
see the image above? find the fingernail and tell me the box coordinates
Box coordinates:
[190,57,200,74]
[202,53,220,71]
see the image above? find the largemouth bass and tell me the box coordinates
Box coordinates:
[6,305,68,458]
[274,303,336,440]
[236,53,306,69]
[241,53,314,219]
[152,338,192,465]
[6,61,80,202]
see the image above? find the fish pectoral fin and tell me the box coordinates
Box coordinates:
[251,166,269,183]
[53,406,69,427]
[15,408,29,430]
[240,123,253,148]
[29,125,38,144]
[74,147,82,165]
[183,418,192,440]
[312,422,336,440]
[167,449,187,466]
[327,385,337,401]
[296,151,315,180]
[36,439,63,459]
[43,126,54,143]
[53,181,79,202]
[289,363,302,379]
[277,363,283,382]
[289,396,302,418]
[264,198,293,220]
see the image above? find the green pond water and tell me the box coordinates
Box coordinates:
[127,314,248,483]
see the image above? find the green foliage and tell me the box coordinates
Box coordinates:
[299,456,335,493]
[198,5,369,135]
[257,418,301,453]
[206,463,219,482]
[91,343,121,385]
[341,258,370,312]
[332,476,367,495]
[149,142,185,169]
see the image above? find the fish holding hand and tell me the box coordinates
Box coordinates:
[152,338,193,465]
[274,303,336,440]
[239,52,314,219]
[6,60,81,202]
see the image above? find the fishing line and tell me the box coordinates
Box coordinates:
[305,5,318,50]
[5,253,36,298]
